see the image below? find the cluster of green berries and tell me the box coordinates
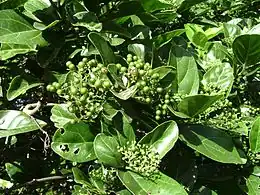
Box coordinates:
[89,167,121,192]
[154,92,186,120]
[188,99,233,126]
[207,108,242,134]
[247,149,260,165]
[118,54,163,104]
[201,82,224,95]
[118,141,161,177]
[47,58,112,121]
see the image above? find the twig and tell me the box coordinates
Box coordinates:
[6,175,67,193]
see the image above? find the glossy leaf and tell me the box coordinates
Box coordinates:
[0,178,13,189]
[206,41,230,62]
[73,11,102,32]
[88,32,116,65]
[202,63,234,92]
[116,189,132,195]
[72,167,91,186]
[0,10,47,47]
[0,43,36,60]
[245,175,260,195]
[223,23,242,38]
[168,45,199,95]
[205,27,223,40]
[185,24,208,48]
[252,166,260,177]
[128,44,145,61]
[51,122,96,163]
[110,85,137,100]
[177,94,223,117]
[0,110,47,138]
[7,75,43,101]
[179,124,247,164]
[50,104,77,128]
[233,34,260,66]
[0,0,28,9]
[153,29,185,48]
[118,171,187,195]
[139,0,175,12]
[94,134,123,167]
[24,0,51,22]
[139,120,179,158]
[123,115,135,142]
[249,117,260,153]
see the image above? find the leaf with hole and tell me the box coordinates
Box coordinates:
[51,122,96,163]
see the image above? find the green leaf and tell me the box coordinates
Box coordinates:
[118,171,188,195]
[5,162,23,180]
[253,166,260,177]
[24,0,51,22]
[0,43,36,60]
[0,0,27,9]
[178,0,206,12]
[128,44,145,61]
[110,85,137,100]
[0,178,13,189]
[72,167,91,186]
[168,45,199,95]
[249,117,260,153]
[50,104,78,128]
[204,27,223,40]
[88,32,116,65]
[107,64,125,88]
[116,189,132,195]
[102,102,120,121]
[179,124,247,164]
[51,122,96,163]
[73,11,102,32]
[0,110,47,138]
[185,24,208,48]
[0,10,47,47]
[139,120,179,158]
[167,105,191,119]
[202,63,234,92]
[122,115,135,142]
[177,94,223,117]
[139,0,176,12]
[153,29,185,48]
[223,23,242,38]
[45,71,69,84]
[245,175,260,195]
[7,75,43,101]
[233,35,260,66]
[94,134,123,167]
[206,41,230,62]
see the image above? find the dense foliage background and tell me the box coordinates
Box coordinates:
[0,0,260,194]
